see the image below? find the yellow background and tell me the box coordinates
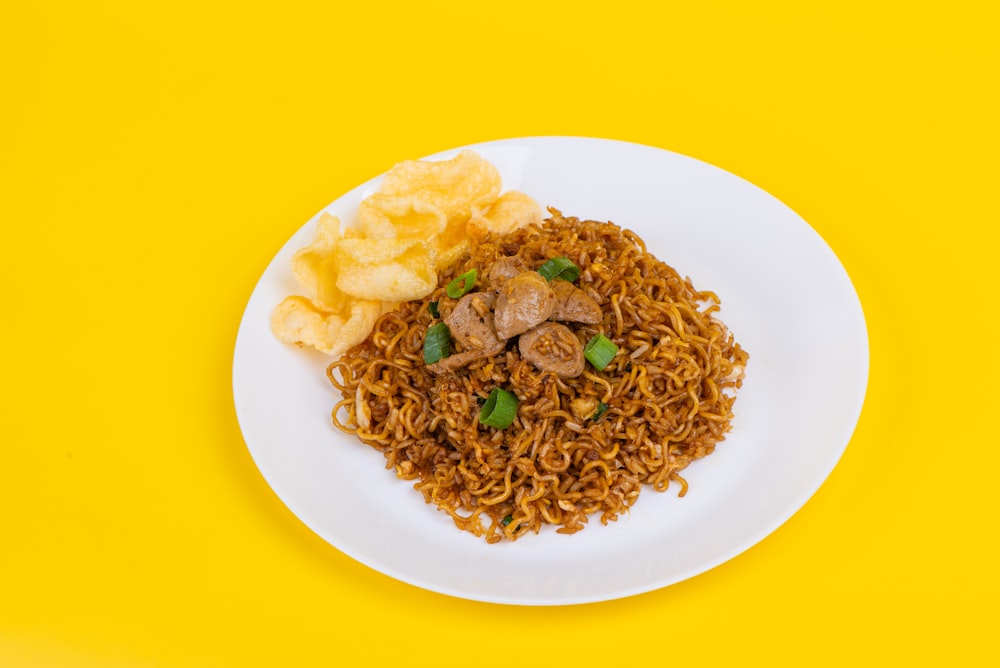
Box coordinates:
[2,1,997,665]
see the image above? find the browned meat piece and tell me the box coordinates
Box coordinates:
[550,279,603,325]
[427,292,504,375]
[444,292,501,351]
[493,271,555,339]
[518,322,585,378]
[486,256,528,289]
[425,345,502,374]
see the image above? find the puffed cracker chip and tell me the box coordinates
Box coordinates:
[430,237,470,270]
[271,295,381,358]
[335,238,437,302]
[469,190,543,238]
[357,194,448,240]
[377,150,501,224]
[334,236,424,265]
[290,212,347,310]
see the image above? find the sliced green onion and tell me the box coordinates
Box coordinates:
[537,257,580,282]
[423,322,451,364]
[501,514,514,527]
[584,334,619,370]
[479,387,518,429]
[428,301,440,318]
[590,402,609,421]
[446,269,477,298]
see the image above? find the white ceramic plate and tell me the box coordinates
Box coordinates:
[232,136,869,605]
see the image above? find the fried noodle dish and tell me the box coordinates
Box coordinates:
[327,209,748,543]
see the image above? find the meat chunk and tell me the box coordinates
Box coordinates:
[443,292,501,351]
[518,322,585,378]
[425,347,501,374]
[493,271,555,339]
[550,279,603,325]
[486,256,528,289]
[427,292,504,375]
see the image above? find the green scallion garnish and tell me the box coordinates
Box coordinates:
[584,334,618,370]
[590,402,609,421]
[446,269,477,298]
[501,514,514,527]
[537,257,580,282]
[479,387,518,429]
[423,322,451,365]
[428,301,440,318]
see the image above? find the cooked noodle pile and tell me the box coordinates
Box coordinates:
[327,210,748,542]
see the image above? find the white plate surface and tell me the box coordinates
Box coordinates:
[232,136,869,605]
